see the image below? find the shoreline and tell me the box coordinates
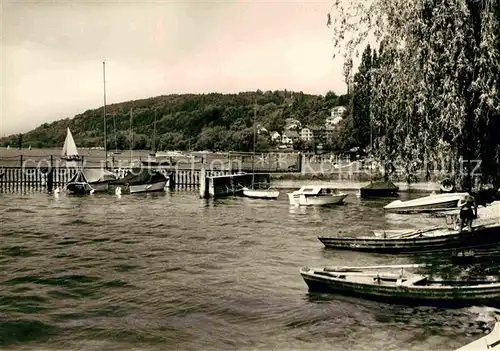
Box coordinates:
[269,179,439,193]
[268,172,440,193]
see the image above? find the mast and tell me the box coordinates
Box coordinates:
[113,112,118,153]
[152,109,157,154]
[103,60,107,168]
[129,108,133,164]
[252,103,256,187]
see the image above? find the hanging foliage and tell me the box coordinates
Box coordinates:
[329,0,500,189]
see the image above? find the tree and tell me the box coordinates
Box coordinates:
[293,138,306,151]
[347,44,373,150]
[327,0,500,189]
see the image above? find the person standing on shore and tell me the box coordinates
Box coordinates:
[457,193,477,232]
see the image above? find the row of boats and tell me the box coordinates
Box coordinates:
[62,167,169,195]
[244,180,471,214]
[297,191,500,349]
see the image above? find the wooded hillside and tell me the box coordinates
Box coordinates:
[1,90,349,152]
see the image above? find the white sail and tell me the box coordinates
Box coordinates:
[62,128,79,157]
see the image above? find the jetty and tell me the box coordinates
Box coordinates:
[0,151,447,197]
[0,152,299,198]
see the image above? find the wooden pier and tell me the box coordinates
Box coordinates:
[0,152,300,195]
[0,166,233,193]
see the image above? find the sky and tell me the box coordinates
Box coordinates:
[1,0,350,136]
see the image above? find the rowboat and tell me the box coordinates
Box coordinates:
[384,192,469,213]
[300,264,500,307]
[318,222,500,253]
[455,322,500,350]
[242,186,280,199]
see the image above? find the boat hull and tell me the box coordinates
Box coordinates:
[66,182,93,195]
[318,224,500,253]
[360,187,399,198]
[384,192,468,213]
[89,181,109,192]
[288,193,347,206]
[455,322,500,350]
[300,267,500,307]
[129,181,167,194]
[242,188,279,199]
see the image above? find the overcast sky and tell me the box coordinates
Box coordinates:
[1,0,348,136]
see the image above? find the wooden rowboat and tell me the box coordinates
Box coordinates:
[319,222,500,254]
[455,322,500,350]
[300,264,500,307]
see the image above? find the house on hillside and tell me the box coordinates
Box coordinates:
[269,131,281,142]
[325,115,344,128]
[284,118,301,130]
[300,128,314,142]
[309,125,336,143]
[330,106,347,118]
[282,130,299,145]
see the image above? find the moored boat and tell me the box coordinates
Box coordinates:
[300,264,500,307]
[242,186,280,199]
[66,171,93,195]
[318,222,500,253]
[61,127,82,165]
[384,192,469,213]
[288,185,348,206]
[360,180,399,198]
[109,168,168,194]
[66,168,118,194]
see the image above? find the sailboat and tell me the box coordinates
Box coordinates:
[65,61,118,194]
[242,104,280,200]
[61,127,81,162]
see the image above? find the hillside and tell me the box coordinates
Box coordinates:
[1,90,349,152]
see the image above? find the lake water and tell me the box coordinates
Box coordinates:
[1,190,499,350]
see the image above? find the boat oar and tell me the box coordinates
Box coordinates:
[324,263,430,272]
[322,271,411,278]
[384,225,443,239]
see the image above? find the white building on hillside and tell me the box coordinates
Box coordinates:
[330,106,347,118]
[300,128,314,141]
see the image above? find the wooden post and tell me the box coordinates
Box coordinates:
[300,152,306,175]
[227,153,232,173]
[20,155,23,168]
[47,155,54,192]
[199,156,208,198]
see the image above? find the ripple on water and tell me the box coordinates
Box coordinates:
[1,246,33,257]
[1,191,496,350]
[0,319,58,346]
[3,208,38,214]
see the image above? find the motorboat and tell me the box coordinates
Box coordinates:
[288,185,348,206]
[384,192,469,213]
